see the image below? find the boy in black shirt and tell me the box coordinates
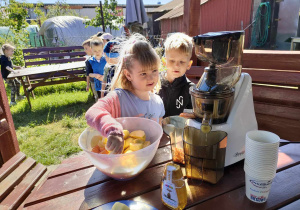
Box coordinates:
[1,44,24,106]
[158,33,194,117]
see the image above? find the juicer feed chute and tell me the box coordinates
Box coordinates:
[191,31,245,131]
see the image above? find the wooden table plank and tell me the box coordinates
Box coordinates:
[24,142,300,210]
[189,163,300,210]
[0,163,46,210]
[7,62,85,78]
[0,158,36,201]
[24,164,167,210]
[279,199,300,210]
[277,143,300,170]
[25,145,172,205]
[0,152,26,182]
[130,161,246,210]
[48,134,170,179]
[47,153,93,179]
[129,143,300,210]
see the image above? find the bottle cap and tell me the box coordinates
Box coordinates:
[165,163,183,180]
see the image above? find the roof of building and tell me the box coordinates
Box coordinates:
[19,0,172,6]
[152,0,183,12]
[155,3,183,21]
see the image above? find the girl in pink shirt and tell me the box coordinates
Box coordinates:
[85,34,165,154]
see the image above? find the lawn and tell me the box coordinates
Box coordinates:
[7,81,95,165]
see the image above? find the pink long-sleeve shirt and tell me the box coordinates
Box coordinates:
[85,88,165,137]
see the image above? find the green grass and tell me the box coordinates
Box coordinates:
[6,81,95,165]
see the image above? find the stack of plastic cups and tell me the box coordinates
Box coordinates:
[244,130,280,203]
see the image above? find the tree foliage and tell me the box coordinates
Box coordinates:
[85,0,124,32]
[0,0,33,66]
[34,0,80,25]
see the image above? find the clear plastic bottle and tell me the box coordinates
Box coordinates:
[161,163,187,210]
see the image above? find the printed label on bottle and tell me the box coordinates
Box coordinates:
[162,167,178,208]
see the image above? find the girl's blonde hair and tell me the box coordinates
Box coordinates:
[110,34,161,92]
[1,43,15,55]
[82,39,92,47]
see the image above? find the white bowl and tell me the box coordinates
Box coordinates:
[78,117,163,180]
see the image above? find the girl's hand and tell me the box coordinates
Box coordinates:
[105,134,124,154]
[86,86,89,92]
[15,66,23,70]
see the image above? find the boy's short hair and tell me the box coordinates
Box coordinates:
[164,33,193,58]
[82,39,92,47]
[1,43,15,54]
[90,37,104,48]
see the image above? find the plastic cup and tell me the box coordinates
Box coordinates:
[162,116,187,165]
[244,130,279,180]
[245,173,273,203]
[245,154,278,165]
[246,130,280,145]
[244,163,276,180]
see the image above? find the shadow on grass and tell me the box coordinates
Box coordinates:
[12,93,95,129]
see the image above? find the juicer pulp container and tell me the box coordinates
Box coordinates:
[162,116,187,164]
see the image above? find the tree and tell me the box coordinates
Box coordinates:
[34,0,80,25]
[85,0,124,32]
[0,0,33,66]
[45,0,79,19]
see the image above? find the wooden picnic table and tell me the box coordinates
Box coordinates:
[21,134,300,210]
[7,61,86,109]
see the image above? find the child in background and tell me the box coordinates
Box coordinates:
[82,39,93,59]
[158,33,194,117]
[0,44,24,106]
[100,40,120,98]
[90,32,103,39]
[82,39,98,100]
[85,34,165,154]
[100,33,113,46]
[85,37,107,100]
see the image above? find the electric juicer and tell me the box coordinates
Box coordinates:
[186,31,258,167]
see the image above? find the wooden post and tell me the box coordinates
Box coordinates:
[183,0,201,36]
[0,74,20,165]
[183,0,201,66]
[100,1,105,32]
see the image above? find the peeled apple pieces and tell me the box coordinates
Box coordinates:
[129,130,146,141]
[111,202,130,210]
[90,130,150,154]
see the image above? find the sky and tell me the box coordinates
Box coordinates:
[17,0,173,5]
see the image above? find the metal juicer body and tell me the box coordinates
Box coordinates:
[187,73,258,166]
[189,31,258,166]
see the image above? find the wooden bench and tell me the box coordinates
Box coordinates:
[22,46,87,98]
[186,50,300,142]
[0,75,47,209]
[23,46,86,68]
